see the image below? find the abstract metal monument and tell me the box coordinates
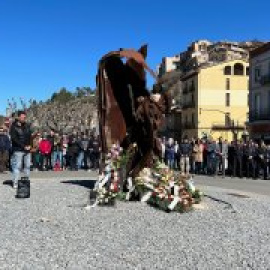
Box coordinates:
[97,45,171,179]
[88,47,202,210]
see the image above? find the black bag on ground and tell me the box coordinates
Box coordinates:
[16,177,30,199]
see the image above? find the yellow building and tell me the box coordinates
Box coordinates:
[181,59,249,141]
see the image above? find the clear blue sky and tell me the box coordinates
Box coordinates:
[0,0,270,115]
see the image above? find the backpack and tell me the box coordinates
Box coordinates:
[16,177,30,199]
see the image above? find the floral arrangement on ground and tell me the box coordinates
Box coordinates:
[91,144,203,212]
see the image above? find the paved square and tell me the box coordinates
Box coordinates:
[0,172,270,269]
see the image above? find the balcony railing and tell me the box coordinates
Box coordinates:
[212,122,245,131]
[249,112,270,122]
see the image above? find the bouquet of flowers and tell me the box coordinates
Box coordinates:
[135,164,203,212]
[91,144,203,212]
[96,180,119,206]
[92,143,132,206]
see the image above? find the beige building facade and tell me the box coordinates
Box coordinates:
[181,59,249,141]
[158,55,181,77]
[179,40,212,71]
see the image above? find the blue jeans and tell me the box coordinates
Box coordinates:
[167,158,174,169]
[52,151,63,168]
[12,151,31,184]
[207,154,217,175]
[77,151,84,169]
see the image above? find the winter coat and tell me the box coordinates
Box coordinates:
[78,138,89,152]
[234,144,244,158]
[244,145,256,158]
[193,144,204,163]
[0,134,11,152]
[179,143,192,156]
[10,120,32,152]
[39,139,52,155]
[207,142,219,159]
[165,144,175,161]
[68,136,80,155]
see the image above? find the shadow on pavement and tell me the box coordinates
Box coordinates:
[61,179,96,189]
[3,180,13,187]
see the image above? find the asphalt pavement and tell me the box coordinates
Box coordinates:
[0,170,270,269]
[195,174,270,197]
[1,170,270,196]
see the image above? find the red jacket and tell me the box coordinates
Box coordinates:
[39,139,52,154]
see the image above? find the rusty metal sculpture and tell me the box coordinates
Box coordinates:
[97,45,171,179]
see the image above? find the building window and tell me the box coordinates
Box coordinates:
[226,93,230,107]
[255,67,261,82]
[226,78,230,90]
[190,80,195,92]
[234,63,244,75]
[192,113,195,126]
[183,82,188,94]
[254,94,261,116]
[246,67,249,76]
[224,66,231,75]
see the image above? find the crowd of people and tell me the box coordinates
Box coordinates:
[1,110,270,190]
[29,130,101,172]
[0,111,101,177]
[160,136,270,180]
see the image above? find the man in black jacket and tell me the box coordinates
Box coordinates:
[179,138,192,175]
[262,144,270,180]
[256,142,268,180]
[77,133,89,170]
[206,139,219,176]
[245,140,257,179]
[10,111,32,189]
[67,132,80,170]
[233,140,244,178]
[0,127,11,173]
[227,141,235,177]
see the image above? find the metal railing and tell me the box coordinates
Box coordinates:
[211,122,245,131]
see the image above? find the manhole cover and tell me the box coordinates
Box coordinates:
[227,193,250,198]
